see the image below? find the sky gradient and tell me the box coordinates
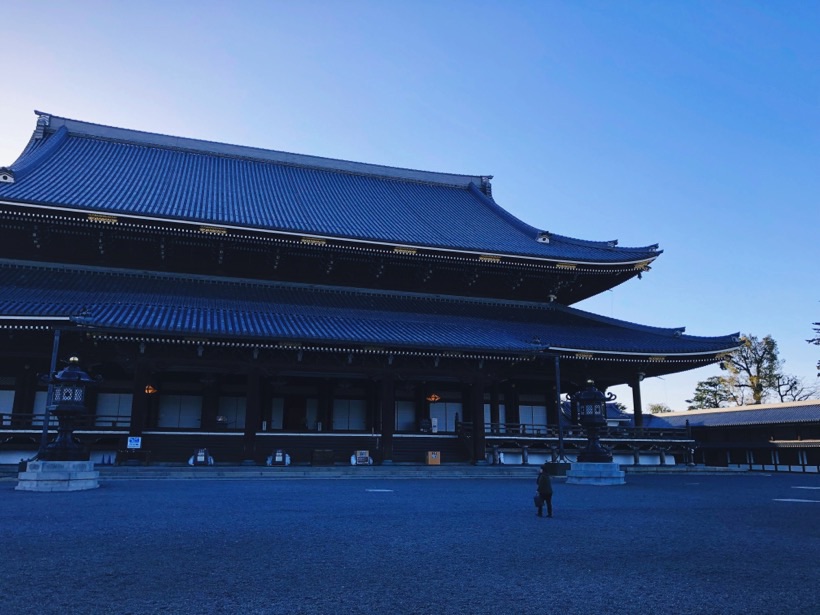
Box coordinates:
[1,0,817,410]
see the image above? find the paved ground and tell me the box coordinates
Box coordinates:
[2,472,819,614]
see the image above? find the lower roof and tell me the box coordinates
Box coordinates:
[646,400,820,427]
[0,259,738,360]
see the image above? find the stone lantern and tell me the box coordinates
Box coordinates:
[39,356,98,461]
[17,357,101,491]
[570,380,615,463]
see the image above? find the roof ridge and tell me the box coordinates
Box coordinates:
[35,111,486,188]
[666,399,820,415]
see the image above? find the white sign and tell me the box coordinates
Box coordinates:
[127,436,142,449]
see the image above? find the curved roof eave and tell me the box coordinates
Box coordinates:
[0,259,742,360]
[0,196,662,269]
[0,111,663,265]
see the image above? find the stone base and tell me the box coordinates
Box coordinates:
[566,462,625,486]
[15,460,100,492]
[542,462,571,477]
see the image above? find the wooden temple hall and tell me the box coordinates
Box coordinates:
[0,111,740,466]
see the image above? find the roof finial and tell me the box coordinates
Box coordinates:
[34,111,51,139]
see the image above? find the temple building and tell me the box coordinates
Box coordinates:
[645,400,820,473]
[0,111,739,465]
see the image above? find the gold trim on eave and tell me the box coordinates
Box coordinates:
[648,356,666,362]
[556,262,577,270]
[478,254,501,263]
[393,247,417,255]
[200,225,227,235]
[87,213,118,224]
[574,352,594,359]
[300,237,326,245]
[634,261,651,270]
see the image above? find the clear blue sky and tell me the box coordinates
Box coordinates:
[1,0,818,410]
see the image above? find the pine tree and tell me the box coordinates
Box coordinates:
[686,376,733,409]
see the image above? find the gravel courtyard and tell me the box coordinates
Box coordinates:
[2,472,819,615]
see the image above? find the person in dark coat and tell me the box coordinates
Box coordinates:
[536,463,553,517]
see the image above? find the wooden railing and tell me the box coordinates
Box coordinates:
[0,413,132,430]
[461,422,691,441]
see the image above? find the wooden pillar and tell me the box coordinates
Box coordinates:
[416,383,429,430]
[379,376,395,464]
[630,375,644,428]
[470,379,487,465]
[546,382,559,427]
[200,378,219,431]
[129,362,152,437]
[367,380,378,432]
[552,355,567,461]
[243,371,261,463]
[489,383,500,433]
[318,380,333,432]
[11,366,37,427]
[85,387,100,427]
[504,384,520,430]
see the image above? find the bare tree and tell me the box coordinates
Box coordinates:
[774,374,820,402]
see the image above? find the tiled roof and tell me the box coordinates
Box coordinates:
[644,400,820,427]
[0,260,737,357]
[0,112,661,265]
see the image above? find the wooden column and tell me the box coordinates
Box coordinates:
[11,365,37,427]
[546,382,559,427]
[244,371,261,463]
[85,387,100,426]
[416,383,429,429]
[630,375,644,428]
[470,379,487,464]
[200,378,219,431]
[504,384,520,431]
[129,362,152,437]
[489,383,500,433]
[318,380,333,432]
[379,376,395,464]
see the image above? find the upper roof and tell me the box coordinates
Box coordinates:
[0,111,661,265]
[644,400,820,428]
[0,259,738,359]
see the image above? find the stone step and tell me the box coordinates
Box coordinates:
[93,464,536,480]
[1,463,745,482]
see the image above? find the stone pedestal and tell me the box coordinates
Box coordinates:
[566,462,625,485]
[15,460,99,492]
[542,461,572,477]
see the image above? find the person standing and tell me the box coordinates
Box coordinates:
[536,463,553,518]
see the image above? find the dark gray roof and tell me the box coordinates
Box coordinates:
[0,260,738,358]
[644,401,820,428]
[0,112,662,265]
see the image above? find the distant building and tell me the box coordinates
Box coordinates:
[645,400,820,472]
[0,111,739,465]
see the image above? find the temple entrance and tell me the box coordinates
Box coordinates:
[283,396,306,431]
[281,395,319,431]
